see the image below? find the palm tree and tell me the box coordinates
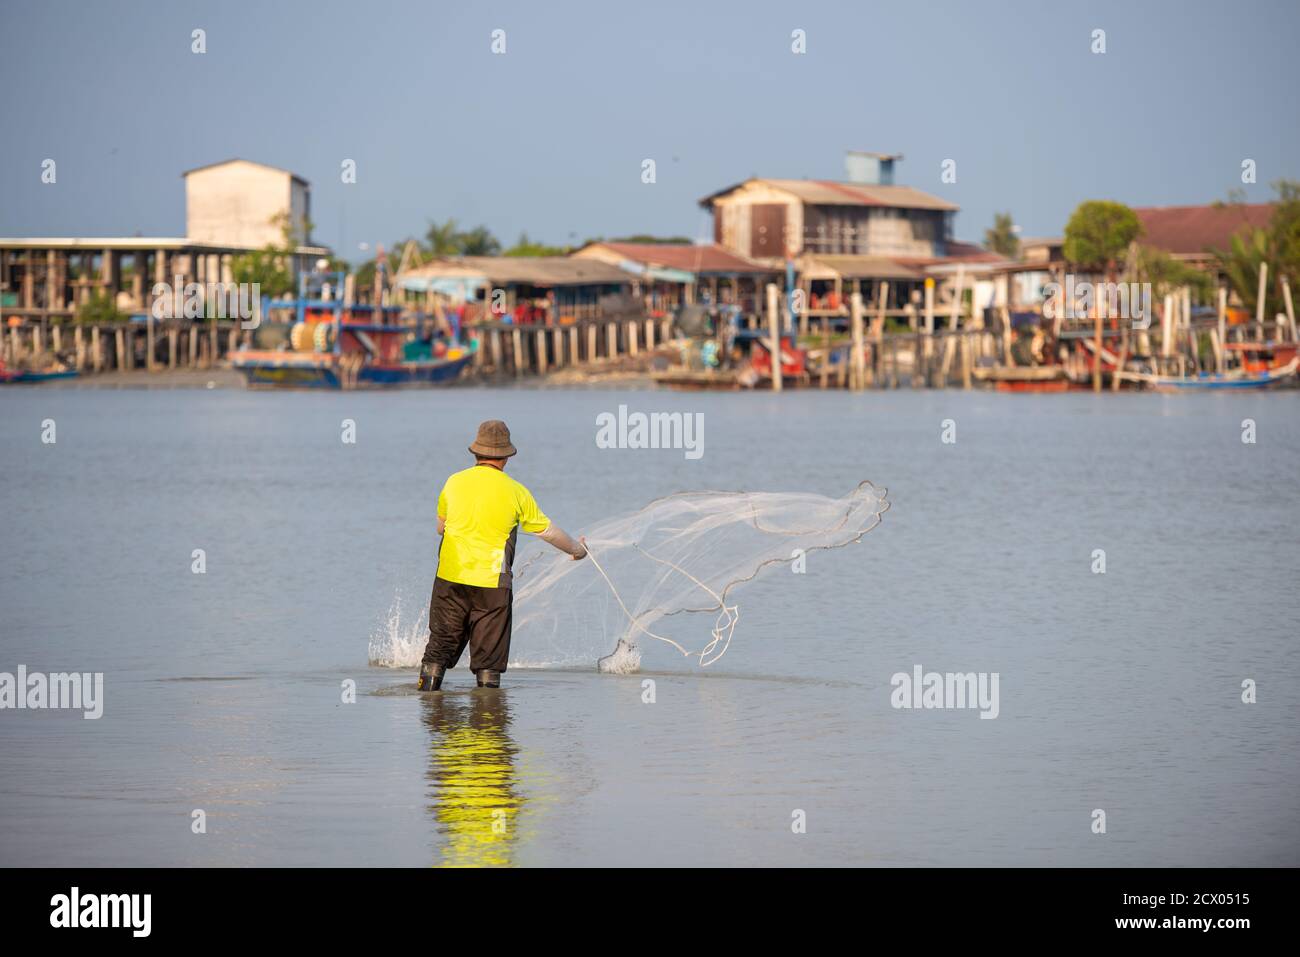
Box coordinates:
[425,219,461,257]
[983,213,1020,258]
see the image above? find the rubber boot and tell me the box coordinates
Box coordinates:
[417,662,445,692]
[475,669,501,689]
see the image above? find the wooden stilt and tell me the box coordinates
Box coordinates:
[766,283,782,393]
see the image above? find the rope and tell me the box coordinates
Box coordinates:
[584,543,742,663]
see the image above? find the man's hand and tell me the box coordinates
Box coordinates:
[573,536,588,561]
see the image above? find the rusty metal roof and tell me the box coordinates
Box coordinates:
[1133,203,1274,257]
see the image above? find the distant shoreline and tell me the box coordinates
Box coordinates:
[12,367,661,391]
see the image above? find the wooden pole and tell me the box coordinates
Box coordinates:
[766,283,782,393]
[961,332,972,390]
[168,327,178,369]
[586,323,596,363]
[949,266,964,331]
[535,327,547,376]
[1216,285,1227,372]
[511,326,524,377]
[1255,261,1268,340]
[870,282,886,386]
[850,291,865,392]
[1092,300,1103,393]
[1112,325,1129,392]
[92,326,102,371]
[1170,291,1180,358]
[1281,276,1297,343]
[923,277,934,335]
[1209,327,1224,375]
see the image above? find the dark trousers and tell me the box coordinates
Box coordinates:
[422,576,513,673]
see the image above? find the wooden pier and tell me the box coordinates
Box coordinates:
[2,318,251,375]
[464,315,675,379]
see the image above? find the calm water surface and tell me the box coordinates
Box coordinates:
[1,386,1297,866]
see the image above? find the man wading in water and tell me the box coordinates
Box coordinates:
[419,420,587,691]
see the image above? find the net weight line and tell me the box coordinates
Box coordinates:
[584,543,738,666]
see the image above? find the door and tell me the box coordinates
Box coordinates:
[750,204,787,258]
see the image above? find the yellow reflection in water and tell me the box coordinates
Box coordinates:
[422,690,521,867]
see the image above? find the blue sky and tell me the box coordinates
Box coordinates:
[1,0,1296,259]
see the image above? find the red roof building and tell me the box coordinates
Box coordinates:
[1133,203,1275,262]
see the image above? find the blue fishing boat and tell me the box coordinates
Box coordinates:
[230,270,474,390]
[1121,356,1298,391]
[0,366,79,385]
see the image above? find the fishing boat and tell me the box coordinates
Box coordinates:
[972,364,1074,393]
[1085,337,1300,392]
[1117,356,1299,391]
[230,271,474,390]
[0,366,79,385]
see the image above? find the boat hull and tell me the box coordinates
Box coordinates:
[231,352,472,390]
[0,369,79,384]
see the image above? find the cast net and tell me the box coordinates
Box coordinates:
[510,481,889,673]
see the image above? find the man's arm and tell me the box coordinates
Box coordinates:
[538,522,587,560]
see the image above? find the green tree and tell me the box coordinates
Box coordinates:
[1216,227,1277,317]
[1129,244,1212,302]
[983,212,1020,258]
[1063,200,1142,277]
[504,232,568,257]
[607,234,695,245]
[1212,180,1300,317]
[425,218,461,256]
[76,291,125,324]
[229,211,304,298]
[457,225,500,256]
[1268,180,1300,282]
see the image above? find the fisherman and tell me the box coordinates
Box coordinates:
[419,420,587,691]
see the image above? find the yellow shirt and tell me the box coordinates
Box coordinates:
[436,465,550,588]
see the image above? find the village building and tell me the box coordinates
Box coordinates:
[0,159,329,324]
[698,151,961,312]
[396,255,632,325]
[569,242,777,315]
[1133,203,1274,270]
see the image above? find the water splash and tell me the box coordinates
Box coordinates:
[597,638,642,674]
[367,592,428,668]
